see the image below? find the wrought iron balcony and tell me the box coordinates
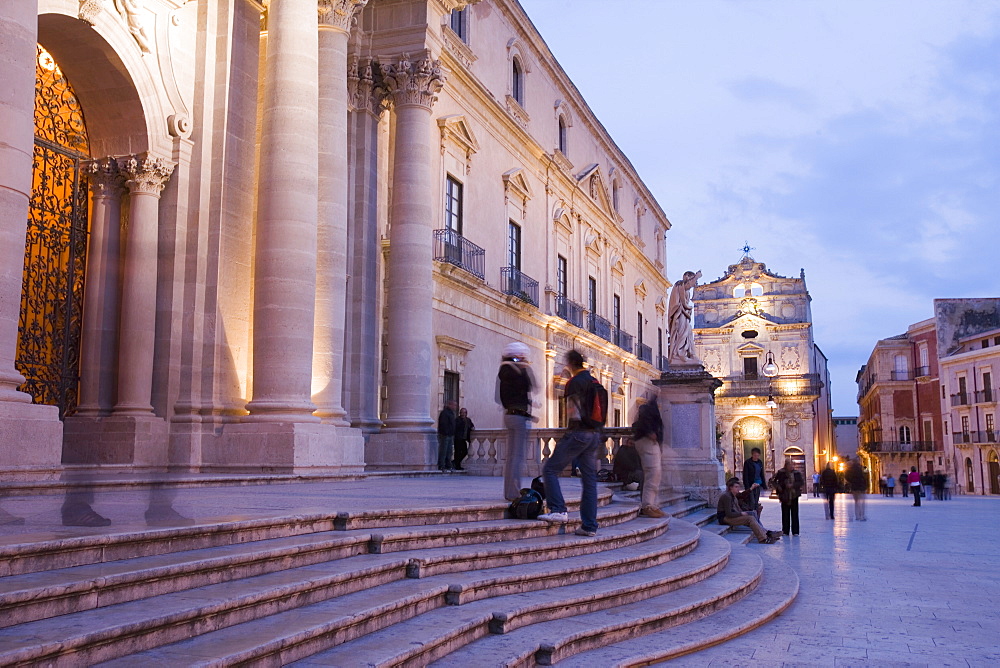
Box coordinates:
[950,393,970,407]
[636,342,653,364]
[861,440,938,453]
[554,295,585,328]
[500,267,538,306]
[715,374,824,399]
[613,328,633,354]
[587,313,612,342]
[657,355,669,372]
[974,388,996,404]
[914,366,930,377]
[953,431,998,445]
[433,229,485,280]
[890,370,912,381]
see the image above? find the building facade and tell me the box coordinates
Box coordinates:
[0,0,672,477]
[691,255,835,484]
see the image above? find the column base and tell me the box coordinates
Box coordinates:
[0,401,62,478]
[205,422,365,473]
[63,415,168,466]
[365,429,437,471]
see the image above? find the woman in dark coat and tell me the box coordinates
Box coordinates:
[453,408,474,470]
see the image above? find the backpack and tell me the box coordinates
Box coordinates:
[579,376,609,429]
[508,487,544,520]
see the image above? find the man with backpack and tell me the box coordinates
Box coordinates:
[538,349,604,537]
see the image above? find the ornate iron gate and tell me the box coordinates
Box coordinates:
[16,45,90,417]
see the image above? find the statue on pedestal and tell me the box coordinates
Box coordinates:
[667,270,702,366]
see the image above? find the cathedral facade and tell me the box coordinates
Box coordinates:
[692,255,835,483]
[0,0,671,477]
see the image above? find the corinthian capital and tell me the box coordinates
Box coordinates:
[118,153,175,197]
[348,57,389,116]
[379,53,446,110]
[318,0,368,32]
[85,157,124,198]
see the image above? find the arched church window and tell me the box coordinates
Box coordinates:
[18,45,91,416]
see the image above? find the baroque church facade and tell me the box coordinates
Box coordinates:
[691,255,835,483]
[0,0,672,477]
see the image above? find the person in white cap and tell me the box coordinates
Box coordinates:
[498,341,535,501]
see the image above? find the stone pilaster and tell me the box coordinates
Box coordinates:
[114,153,174,416]
[312,0,367,425]
[245,0,321,421]
[365,53,444,469]
[344,57,387,433]
[76,158,124,415]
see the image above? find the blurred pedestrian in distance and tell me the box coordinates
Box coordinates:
[453,407,474,471]
[820,463,839,520]
[437,400,457,471]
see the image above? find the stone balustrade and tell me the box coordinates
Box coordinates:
[461,427,631,477]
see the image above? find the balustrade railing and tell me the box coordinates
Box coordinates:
[460,427,632,478]
[657,355,669,372]
[555,295,585,328]
[914,366,930,377]
[890,370,912,381]
[500,267,539,306]
[860,440,938,453]
[974,388,996,404]
[587,313,612,342]
[636,342,653,363]
[953,431,998,445]
[950,393,970,407]
[613,328,633,354]
[433,228,486,280]
[715,374,823,398]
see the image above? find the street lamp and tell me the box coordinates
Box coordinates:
[763,351,778,410]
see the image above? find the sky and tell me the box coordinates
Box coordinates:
[518,0,1000,415]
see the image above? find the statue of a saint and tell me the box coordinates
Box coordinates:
[667,270,702,365]
[115,0,153,54]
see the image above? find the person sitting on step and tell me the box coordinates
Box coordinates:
[717,477,781,544]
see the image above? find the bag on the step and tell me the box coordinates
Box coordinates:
[509,487,544,520]
[597,468,617,482]
[530,475,546,500]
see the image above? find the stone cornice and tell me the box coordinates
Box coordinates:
[118,153,175,197]
[379,53,445,110]
[318,0,367,33]
[85,157,124,198]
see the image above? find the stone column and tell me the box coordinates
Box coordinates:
[245,0,320,422]
[344,57,386,432]
[312,0,367,425]
[76,158,124,415]
[379,53,444,432]
[0,0,38,406]
[114,154,174,416]
[0,0,63,471]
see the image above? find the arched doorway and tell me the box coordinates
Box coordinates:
[988,451,1000,495]
[16,44,90,417]
[733,415,771,478]
[782,446,807,481]
[966,457,975,494]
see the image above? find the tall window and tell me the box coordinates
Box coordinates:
[556,255,567,297]
[987,413,995,437]
[743,356,758,379]
[658,327,663,360]
[923,419,933,441]
[899,425,911,444]
[588,276,597,313]
[512,58,524,105]
[962,415,970,436]
[919,344,929,368]
[637,312,643,345]
[558,116,567,153]
[613,294,621,330]
[444,175,463,234]
[443,371,460,407]
[959,376,968,402]
[449,8,468,42]
[984,371,993,402]
[507,221,521,271]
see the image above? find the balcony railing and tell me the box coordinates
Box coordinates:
[433,229,485,280]
[500,267,538,306]
[657,355,669,372]
[950,393,970,407]
[890,370,912,381]
[587,313,612,342]
[555,295,585,328]
[636,342,653,364]
[861,440,938,453]
[953,431,999,445]
[974,388,996,404]
[914,366,930,377]
[612,328,633,354]
[715,374,823,399]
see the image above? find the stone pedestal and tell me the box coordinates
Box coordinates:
[656,364,725,502]
[206,422,365,473]
[364,431,437,472]
[63,415,169,467]
[0,402,62,478]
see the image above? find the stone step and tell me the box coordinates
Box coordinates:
[286,527,731,667]
[0,500,635,629]
[0,489,613,578]
[558,552,799,667]
[662,497,711,520]
[0,506,660,665]
[430,545,763,667]
[95,520,713,667]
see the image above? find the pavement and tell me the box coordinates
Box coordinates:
[1,475,998,667]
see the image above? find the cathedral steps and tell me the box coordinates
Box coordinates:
[0,487,795,666]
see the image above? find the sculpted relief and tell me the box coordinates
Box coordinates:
[780,344,800,372]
